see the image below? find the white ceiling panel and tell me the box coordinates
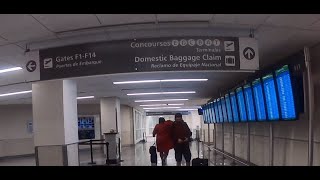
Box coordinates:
[213,14,270,27]
[96,14,156,25]
[157,14,213,22]
[0,54,27,67]
[0,14,54,42]
[257,26,299,49]
[0,36,8,46]
[286,30,320,48]
[309,19,320,30]
[0,44,24,58]
[32,14,101,32]
[264,14,320,29]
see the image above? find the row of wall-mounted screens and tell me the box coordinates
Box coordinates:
[202,65,297,123]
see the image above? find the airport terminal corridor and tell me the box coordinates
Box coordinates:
[0,14,319,166]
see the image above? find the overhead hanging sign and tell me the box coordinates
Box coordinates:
[25,37,259,81]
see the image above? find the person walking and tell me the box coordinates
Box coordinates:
[153,117,174,166]
[171,113,192,166]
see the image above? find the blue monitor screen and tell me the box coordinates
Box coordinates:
[210,102,216,123]
[236,87,247,122]
[252,78,267,121]
[275,65,296,120]
[262,74,280,121]
[230,92,239,122]
[244,84,256,122]
[201,105,206,123]
[204,105,209,123]
[225,94,233,123]
[252,79,267,121]
[214,100,220,123]
[207,103,213,123]
[221,97,228,122]
[217,98,224,123]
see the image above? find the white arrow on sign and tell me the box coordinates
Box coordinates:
[245,49,253,58]
[243,47,255,60]
[28,63,35,70]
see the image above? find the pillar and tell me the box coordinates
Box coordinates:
[100,97,121,162]
[32,80,79,166]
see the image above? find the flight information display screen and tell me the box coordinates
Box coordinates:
[207,103,213,123]
[252,78,267,121]
[221,97,228,122]
[262,74,280,121]
[225,94,233,123]
[205,104,210,123]
[230,92,239,122]
[236,87,247,122]
[217,98,224,123]
[210,102,216,123]
[214,100,221,123]
[243,84,256,122]
[204,105,209,123]
[275,65,296,120]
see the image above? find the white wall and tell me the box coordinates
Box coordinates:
[120,105,134,146]
[0,103,136,157]
[0,105,34,157]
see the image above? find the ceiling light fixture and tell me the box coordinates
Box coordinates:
[0,67,23,74]
[0,90,32,97]
[77,96,95,100]
[143,107,181,110]
[140,103,184,107]
[177,109,199,111]
[113,79,208,84]
[127,91,196,96]
[135,99,188,102]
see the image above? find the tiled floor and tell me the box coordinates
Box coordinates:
[0,141,242,166]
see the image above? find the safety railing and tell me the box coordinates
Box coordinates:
[78,139,109,165]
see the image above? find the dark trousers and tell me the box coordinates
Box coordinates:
[174,142,191,162]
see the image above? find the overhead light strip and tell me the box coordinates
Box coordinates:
[127,91,196,96]
[135,99,188,102]
[143,107,181,110]
[177,109,199,111]
[140,103,184,107]
[77,96,95,100]
[0,90,32,97]
[0,67,22,74]
[113,79,208,84]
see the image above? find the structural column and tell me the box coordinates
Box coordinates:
[32,80,79,166]
[100,97,121,162]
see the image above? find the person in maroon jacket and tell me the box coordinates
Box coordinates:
[171,113,192,166]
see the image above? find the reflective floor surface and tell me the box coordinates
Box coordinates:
[0,141,243,166]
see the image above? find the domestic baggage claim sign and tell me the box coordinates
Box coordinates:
[24,37,259,81]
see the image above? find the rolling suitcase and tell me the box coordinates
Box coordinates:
[192,138,208,166]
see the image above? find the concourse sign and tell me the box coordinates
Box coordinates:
[25,37,259,81]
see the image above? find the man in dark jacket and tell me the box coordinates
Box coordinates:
[172,113,192,166]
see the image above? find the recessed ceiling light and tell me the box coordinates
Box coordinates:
[140,103,184,107]
[77,96,94,100]
[143,107,181,110]
[0,67,22,74]
[135,99,188,102]
[0,90,32,97]
[177,109,198,111]
[127,91,196,96]
[113,79,208,84]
